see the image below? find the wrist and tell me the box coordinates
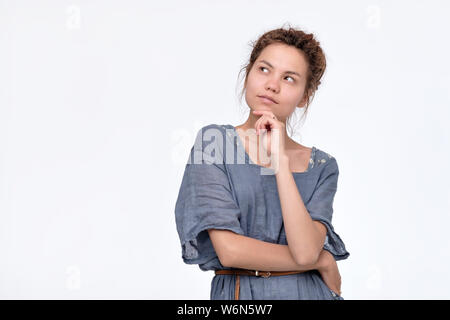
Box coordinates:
[315,250,331,271]
[274,153,290,173]
[278,153,289,165]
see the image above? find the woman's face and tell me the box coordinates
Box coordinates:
[244,43,309,121]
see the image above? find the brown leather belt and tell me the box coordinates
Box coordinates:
[215,269,304,300]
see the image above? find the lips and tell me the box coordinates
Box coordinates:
[258,95,278,104]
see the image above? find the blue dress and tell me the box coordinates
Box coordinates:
[174,124,350,300]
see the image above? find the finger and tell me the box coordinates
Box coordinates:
[261,115,276,132]
[256,115,273,135]
[255,114,270,135]
[256,116,265,135]
[255,117,262,135]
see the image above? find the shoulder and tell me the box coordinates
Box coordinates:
[312,147,339,173]
[193,124,233,150]
[190,124,229,164]
[314,147,336,163]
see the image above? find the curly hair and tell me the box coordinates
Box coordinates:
[236,23,327,137]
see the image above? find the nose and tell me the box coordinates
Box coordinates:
[265,77,280,93]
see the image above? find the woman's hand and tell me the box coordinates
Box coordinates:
[316,249,342,296]
[252,110,287,160]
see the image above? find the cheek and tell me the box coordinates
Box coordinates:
[285,87,304,103]
[245,79,262,97]
[246,74,261,89]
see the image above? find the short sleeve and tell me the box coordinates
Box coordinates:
[306,157,350,261]
[174,126,245,271]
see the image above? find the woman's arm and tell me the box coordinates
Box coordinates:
[275,156,326,265]
[208,229,320,272]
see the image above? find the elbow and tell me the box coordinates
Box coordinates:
[293,241,323,266]
[295,256,314,267]
[294,250,320,267]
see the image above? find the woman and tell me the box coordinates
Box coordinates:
[175,25,350,300]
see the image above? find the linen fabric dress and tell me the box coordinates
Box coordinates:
[175,124,350,300]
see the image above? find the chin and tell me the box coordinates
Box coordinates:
[254,104,272,110]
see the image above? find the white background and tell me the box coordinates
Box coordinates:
[1,0,449,299]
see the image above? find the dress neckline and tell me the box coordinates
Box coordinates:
[225,124,316,175]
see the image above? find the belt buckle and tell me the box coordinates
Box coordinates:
[254,270,271,278]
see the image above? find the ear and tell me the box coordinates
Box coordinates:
[297,90,310,109]
[297,97,308,109]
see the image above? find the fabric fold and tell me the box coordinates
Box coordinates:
[306,157,350,261]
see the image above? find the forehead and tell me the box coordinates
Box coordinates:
[257,43,308,73]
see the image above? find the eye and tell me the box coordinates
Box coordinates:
[259,67,295,83]
[285,76,295,82]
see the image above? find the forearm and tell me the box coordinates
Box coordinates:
[225,233,320,272]
[275,155,323,264]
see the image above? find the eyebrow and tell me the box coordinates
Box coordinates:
[258,59,302,78]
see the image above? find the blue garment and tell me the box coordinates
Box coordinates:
[175,124,350,300]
